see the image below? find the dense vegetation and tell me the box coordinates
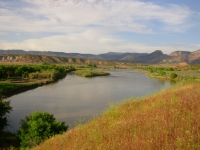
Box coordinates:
[0,83,27,98]
[0,64,75,98]
[134,65,200,81]
[75,69,110,77]
[0,100,12,132]
[33,82,200,150]
[0,64,74,79]
[16,111,68,149]
[0,99,12,148]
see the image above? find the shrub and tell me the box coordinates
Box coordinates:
[87,64,97,68]
[75,70,110,77]
[170,73,178,79]
[159,71,166,76]
[16,111,68,149]
[0,100,12,132]
[149,69,153,73]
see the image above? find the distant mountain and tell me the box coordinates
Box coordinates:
[99,52,131,60]
[189,50,200,64]
[132,50,169,64]
[0,49,98,59]
[169,51,191,63]
[0,50,148,61]
[130,49,200,64]
[0,54,129,66]
[0,49,200,64]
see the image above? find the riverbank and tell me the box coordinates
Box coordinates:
[33,81,200,150]
[4,69,170,133]
[0,80,54,99]
[0,69,108,98]
[134,65,200,82]
[0,64,75,99]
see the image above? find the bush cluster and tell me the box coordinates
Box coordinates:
[75,70,110,77]
[0,64,75,79]
[170,73,178,79]
[16,111,68,149]
[0,100,12,132]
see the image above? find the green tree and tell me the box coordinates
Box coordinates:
[170,73,178,79]
[87,64,97,68]
[159,71,166,76]
[16,111,68,149]
[0,99,12,132]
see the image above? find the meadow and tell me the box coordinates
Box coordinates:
[32,81,200,150]
[135,64,200,81]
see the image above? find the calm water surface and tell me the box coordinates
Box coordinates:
[6,70,171,132]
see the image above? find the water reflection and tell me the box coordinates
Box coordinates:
[6,70,171,132]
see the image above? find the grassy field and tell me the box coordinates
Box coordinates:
[75,69,110,77]
[137,65,200,81]
[32,81,200,150]
[0,80,52,99]
[0,82,25,93]
[0,82,28,98]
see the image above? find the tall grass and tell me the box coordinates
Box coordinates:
[0,83,24,97]
[33,82,200,150]
[75,69,110,77]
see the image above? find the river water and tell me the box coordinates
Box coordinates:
[6,70,171,132]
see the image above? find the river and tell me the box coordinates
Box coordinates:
[6,70,172,132]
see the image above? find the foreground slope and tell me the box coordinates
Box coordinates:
[33,82,200,150]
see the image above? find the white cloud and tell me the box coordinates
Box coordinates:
[0,0,198,54]
[1,28,198,54]
[0,0,194,34]
[0,32,6,35]
[189,44,200,51]
[0,1,7,7]
[15,33,21,36]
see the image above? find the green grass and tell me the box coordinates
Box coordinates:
[146,70,200,81]
[32,82,200,150]
[135,65,200,81]
[167,70,200,79]
[75,69,110,77]
[0,79,54,98]
[0,64,73,98]
[0,82,25,95]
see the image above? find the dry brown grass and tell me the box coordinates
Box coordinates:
[33,82,200,150]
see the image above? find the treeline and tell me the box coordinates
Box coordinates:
[0,64,75,81]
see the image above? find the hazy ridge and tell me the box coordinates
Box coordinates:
[0,49,200,64]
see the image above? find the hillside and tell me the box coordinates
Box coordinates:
[33,82,200,150]
[0,50,148,61]
[189,50,200,64]
[133,50,169,63]
[0,49,200,64]
[0,54,135,69]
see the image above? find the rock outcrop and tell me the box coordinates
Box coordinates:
[169,51,191,63]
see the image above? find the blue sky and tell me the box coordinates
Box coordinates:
[0,0,200,54]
